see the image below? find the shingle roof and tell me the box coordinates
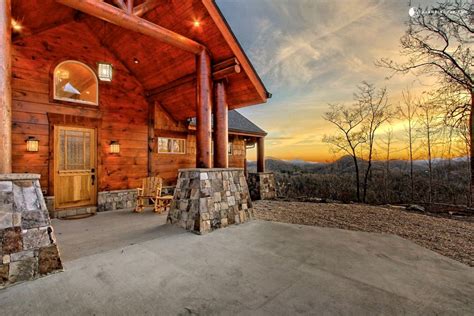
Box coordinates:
[189,110,267,136]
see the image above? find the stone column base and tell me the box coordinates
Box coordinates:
[167,168,253,234]
[248,172,277,200]
[0,174,62,288]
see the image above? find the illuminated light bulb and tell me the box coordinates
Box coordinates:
[193,20,201,27]
[26,136,39,152]
[11,19,22,32]
[110,141,120,154]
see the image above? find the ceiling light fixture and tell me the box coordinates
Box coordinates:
[11,19,22,32]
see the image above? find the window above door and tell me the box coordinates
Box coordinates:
[53,61,98,105]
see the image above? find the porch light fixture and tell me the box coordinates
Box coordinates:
[193,20,201,27]
[11,19,22,32]
[25,136,39,152]
[97,62,113,82]
[110,141,120,154]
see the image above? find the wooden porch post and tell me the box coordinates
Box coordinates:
[257,137,265,173]
[196,50,212,168]
[147,101,156,176]
[213,80,228,168]
[0,0,12,174]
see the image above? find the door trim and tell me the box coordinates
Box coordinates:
[53,125,98,209]
[47,113,102,199]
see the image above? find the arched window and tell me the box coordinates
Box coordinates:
[53,61,98,105]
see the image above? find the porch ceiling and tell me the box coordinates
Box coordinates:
[12,0,268,121]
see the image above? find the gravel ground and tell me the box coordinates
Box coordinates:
[253,200,474,267]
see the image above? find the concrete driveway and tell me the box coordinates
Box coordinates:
[0,218,472,315]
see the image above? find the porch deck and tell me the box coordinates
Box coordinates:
[52,208,172,262]
[1,218,472,314]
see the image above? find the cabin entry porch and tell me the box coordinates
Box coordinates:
[0,0,271,287]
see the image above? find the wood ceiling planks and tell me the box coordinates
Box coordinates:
[12,0,267,120]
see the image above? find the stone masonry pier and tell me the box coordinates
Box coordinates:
[248,172,277,200]
[0,174,62,288]
[167,168,253,234]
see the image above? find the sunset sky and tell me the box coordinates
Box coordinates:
[217,0,445,162]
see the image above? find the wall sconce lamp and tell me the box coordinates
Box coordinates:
[97,62,113,82]
[26,136,39,152]
[110,140,120,154]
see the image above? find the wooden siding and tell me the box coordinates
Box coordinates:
[152,105,246,184]
[12,0,268,122]
[11,22,149,194]
[229,136,246,169]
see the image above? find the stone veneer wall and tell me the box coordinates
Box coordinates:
[45,187,176,218]
[168,168,253,234]
[247,172,277,200]
[97,187,174,212]
[0,174,62,288]
[98,189,138,212]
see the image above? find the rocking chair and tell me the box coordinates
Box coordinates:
[135,176,173,213]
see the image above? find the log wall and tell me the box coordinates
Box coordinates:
[11,21,248,196]
[11,22,149,193]
[152,105,246,184]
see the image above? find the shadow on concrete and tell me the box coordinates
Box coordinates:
[52,208,186,263]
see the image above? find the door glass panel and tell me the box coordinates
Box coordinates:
[58,129,92,171]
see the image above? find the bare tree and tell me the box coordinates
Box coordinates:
[457,118,472,205]
[398,88,418,201]
[377,0,473,198]
[323,103,366,201]
[355,82,392,203]
[380,128,394,203]
[417,93,443,206]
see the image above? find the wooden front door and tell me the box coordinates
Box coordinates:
[54,126,97,209]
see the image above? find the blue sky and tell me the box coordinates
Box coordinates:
[217,0,439,161]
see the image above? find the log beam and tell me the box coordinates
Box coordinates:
[113,0,127,11]
[133,0,161,17]
[212,64,240,81]
[196,50,212,168]
[127,0,134,14]
[0,0,12,173]
[148,74,195,97]
[213,81,228,168]
[257,137,265,173]
[56,0,204,54]
[213,57,239,72]
[147,58,241,97]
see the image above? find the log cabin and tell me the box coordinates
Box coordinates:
[0,0,271,218]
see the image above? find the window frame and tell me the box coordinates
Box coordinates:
[53,60,99,106]
[157,137,186,154]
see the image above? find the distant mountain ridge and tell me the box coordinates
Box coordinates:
[247,156,467,174]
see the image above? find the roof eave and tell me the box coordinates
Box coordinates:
[202,0,271,104]
[229,129,267,137]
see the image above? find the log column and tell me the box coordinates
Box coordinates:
[196,50,212,168]
[213,80,228,168]
[257,137,265,173]
[0,0,12,174]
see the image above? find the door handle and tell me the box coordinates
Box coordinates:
[91,174,95,185]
